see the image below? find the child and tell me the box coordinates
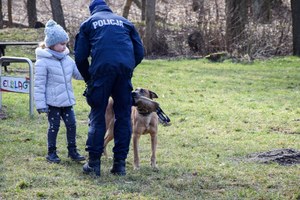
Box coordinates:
[34,20,85,163]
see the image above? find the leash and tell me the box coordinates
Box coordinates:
[156,106,171,126]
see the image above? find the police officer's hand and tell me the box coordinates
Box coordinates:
[83,80,93,97]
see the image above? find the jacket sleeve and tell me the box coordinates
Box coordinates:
[130,26,144,67]
[71,60,84,80]
[74,22,91,82]
[34,60,48,109]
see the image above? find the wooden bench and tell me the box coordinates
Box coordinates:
[0,42,39,72]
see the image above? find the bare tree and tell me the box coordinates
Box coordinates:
[192,0,205,27]
[225,0,248,53]
[7,0,12,27]
[192,0,204,12]
[122,0,144,20]
[27,0,37,28]
[144,0,156,55]
[141,0,145,21]
[50,0,66,29]
[133,0,142,9]
[122,0,133,18]
[291,0,300,56]
[0,0,3,28]
[252,0,271,24]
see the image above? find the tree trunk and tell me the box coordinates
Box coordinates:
[7,0,12,27]
[133,0,142,9]
[144,0,156,55]
[195,0,205,27]
[0,0,3,28]
[225,0,247,53]
[141,0,146,21]
[50,0,66,29]
[192,0,204,12]
[122,0,133,18]
[291,0,300,56]
[122,0,143,20]
[215,0,220,23]
[27,0,37,28]
[252,0,270,23]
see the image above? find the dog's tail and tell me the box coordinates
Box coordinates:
[156,106,171,126]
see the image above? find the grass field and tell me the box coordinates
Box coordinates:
[0,57,300,199]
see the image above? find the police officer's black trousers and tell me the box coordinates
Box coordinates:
[85,73,133,160]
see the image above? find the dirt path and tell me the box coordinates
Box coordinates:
[246,148,300,166]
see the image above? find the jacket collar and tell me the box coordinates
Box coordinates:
[36,47,69,59]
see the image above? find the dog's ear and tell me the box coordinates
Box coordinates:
[149,91,158,99]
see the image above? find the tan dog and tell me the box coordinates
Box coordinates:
[103,88,160,170]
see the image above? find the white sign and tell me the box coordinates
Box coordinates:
[0,76,30,93]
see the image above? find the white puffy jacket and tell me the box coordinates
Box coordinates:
[34,47,83,109]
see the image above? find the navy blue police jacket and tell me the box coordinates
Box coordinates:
[74,5,144,82]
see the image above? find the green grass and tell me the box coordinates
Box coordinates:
[1,56,300,199]
[0,28,44,61]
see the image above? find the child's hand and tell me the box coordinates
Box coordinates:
[37,108,49,114]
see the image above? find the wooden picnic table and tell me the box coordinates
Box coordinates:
[0,41,39,72]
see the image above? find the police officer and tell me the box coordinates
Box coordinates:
[74,0,144,176]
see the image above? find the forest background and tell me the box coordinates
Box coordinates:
[0,0,297,60]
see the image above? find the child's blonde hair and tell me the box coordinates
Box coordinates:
[39,42,47,49]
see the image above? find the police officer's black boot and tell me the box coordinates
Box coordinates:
[110,158,126,176]
[68,146,85,161]
[83,154,100,176]
[46,147,61,163]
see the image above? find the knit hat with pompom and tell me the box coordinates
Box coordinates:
[44,20,69,47]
